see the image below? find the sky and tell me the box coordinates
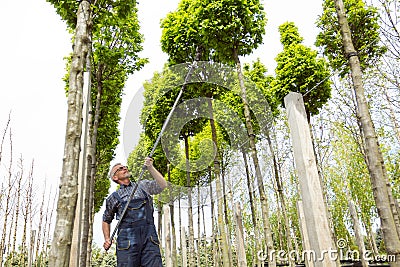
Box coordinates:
[0,0,323,247]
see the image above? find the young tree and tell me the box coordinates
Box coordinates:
[194,2,276,265]
[47,0,146,264]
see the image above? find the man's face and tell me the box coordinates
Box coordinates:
[111,164,130,183]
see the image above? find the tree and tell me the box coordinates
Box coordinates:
[272,22,332,120]
[323,0,400,263]
[47,0,146,264]
[47,2,92,265]
[193,1,276,266]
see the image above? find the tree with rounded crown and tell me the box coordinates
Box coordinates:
[47,0,146,265]
[192,1,277,266]
[272,22,332,121]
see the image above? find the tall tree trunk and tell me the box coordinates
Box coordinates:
[201,195,208,267]
[167,163,178,266]
[241,148,262,266]
[208,98,232,267]
[183,134,195,267]
[78,43,93,267]
[233,48,276,267]
[84,62,103,267]
[79,154,92,267]
[272,181,284,250]
[163,205,172,267]
[221,156,233,263]
[208,166,218,267]
[49,1,92,265]
[334,0,400,263]
[197,183,201,267]
[178,190,184,267]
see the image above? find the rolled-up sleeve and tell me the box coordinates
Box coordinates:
[102,194,118,224]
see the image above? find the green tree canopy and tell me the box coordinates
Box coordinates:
[271,22,331,117]
[315,0,386,77]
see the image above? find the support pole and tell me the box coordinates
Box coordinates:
[285,92,337,267]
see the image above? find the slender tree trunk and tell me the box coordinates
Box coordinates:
[241,148,262,266]
[233,49,276,267]
[78,43,93,267]
[178,191,184,266]
[208,98,232,267]
[266,128,294,266]
[167,163,178,266]
[334,0,400,263]
[201,197,208,267]
[272,181,284,250]
[197,183,201,267]
[49,1,92,266]
[183,135,195,267]
[84,62,103,267]
[221,157,233,264]
[208,166,218,267]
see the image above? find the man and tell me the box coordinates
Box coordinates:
[102,157,167,267]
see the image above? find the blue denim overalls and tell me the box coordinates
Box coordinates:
[113,187,163,267]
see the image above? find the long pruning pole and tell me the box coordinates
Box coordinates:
[110,51,201,242]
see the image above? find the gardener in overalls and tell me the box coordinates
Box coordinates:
[102,157,167,267]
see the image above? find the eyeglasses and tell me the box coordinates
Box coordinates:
[112,165,128,177]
